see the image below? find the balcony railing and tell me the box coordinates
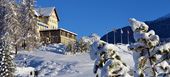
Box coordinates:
[37,21,48,28]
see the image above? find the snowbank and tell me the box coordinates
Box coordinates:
[15,67,35,77]
[38,43,66,54]
[15,49,95,77]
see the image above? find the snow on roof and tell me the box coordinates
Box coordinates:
[39,28,58,31]
[40,28,77,35]
[35,7,55,16]
[34,7,60,21]
[34,10,40,16]
[58,28,77,35]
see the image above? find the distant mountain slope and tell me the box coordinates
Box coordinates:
[101,14,170,44]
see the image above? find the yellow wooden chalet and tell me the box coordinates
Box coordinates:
[35,7,59,30]
[34,7,77,45]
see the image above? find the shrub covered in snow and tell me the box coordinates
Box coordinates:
[39,43,67,54]
[92,40,131,77]
[66,33,100,54]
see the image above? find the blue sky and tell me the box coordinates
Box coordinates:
[36,0,170,38]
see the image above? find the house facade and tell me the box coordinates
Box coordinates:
[40,28,77,45]
[34,7,77,45]
[35,7,59,30]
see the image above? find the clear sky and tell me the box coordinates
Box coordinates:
[36,0,170,38]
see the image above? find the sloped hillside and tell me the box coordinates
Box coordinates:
[14,44,134,77]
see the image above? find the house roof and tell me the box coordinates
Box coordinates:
[39,28,77,35]
[34,7,60,21]
[58,28,77,35]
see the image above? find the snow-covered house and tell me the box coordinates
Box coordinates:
[35,7,59,30]
[34,7,77,45]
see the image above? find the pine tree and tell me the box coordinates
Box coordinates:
[8,2,22,54]
[18,0,40,51]
[93,41,107,77]
[93,41,131,77]
[0,43,15,77]
[128,18,170,77]
[0,0,18,76]
[78,38,90,53]
[153,43,170,77]
[101,44,130,77]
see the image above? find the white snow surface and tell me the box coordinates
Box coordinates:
[15,43,134,77]
[15,67,35,77]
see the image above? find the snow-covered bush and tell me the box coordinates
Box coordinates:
[66,33,100,54]
[90,40,106,60]
[81,33,100,45]
[39,43,67,54]
[92,40,131,77]
[66,42,76,54]
[128,18,170,77]
[79,33,100,53]
[77,38,91,53]
[100,44,131,77]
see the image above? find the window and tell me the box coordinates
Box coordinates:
[61,31,66,36]
[61,31,63,35]
[66,32,68,37]
[69,34,72,38]
[72,35,74,39]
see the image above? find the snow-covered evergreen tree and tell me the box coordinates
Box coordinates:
[128,18,170,77]
[8,3,22,54]
[153,43,170,77]
[92,41,106,77]
[77,38,90,53]
[18,0,40,51]
[92,41,131,77]
[0,43,15,77]
[100,44,131,77]
[0,0,18,76]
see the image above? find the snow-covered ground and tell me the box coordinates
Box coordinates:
[14,44,134,77]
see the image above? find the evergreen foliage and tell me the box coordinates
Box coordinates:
[0,0,39,76]
[0,43,15,77]
[128,18,170,77]
[92,41,131,77]
[0,0,18,76]
[18,0,40,50]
